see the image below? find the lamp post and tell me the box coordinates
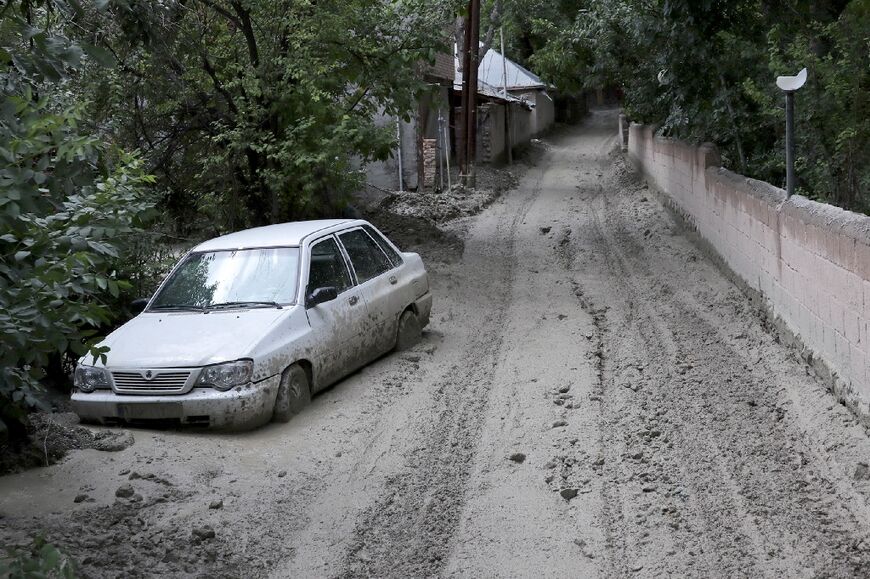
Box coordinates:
[775,68,807,197]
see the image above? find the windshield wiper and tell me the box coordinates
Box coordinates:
[207,301,283,310]
[149,304,206,312]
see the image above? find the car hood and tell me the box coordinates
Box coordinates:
[93,308,291,368]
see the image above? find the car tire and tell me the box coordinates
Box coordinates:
[395,309,422,351]
[272,363,310,423]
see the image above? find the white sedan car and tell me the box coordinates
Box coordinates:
[71,219,432,429]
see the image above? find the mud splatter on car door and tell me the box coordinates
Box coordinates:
[304,236,364,387]
[337,228,402,355]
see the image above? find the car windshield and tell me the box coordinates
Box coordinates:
[150,247,300,309]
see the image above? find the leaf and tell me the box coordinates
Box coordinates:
[81,43,117,68]
[14,251,30,261]
[40,543,60,569]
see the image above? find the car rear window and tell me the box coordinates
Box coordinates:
[338,229,393,284]
[363,225,403,267]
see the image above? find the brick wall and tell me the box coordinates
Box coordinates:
[628,123,870,420]
[428,53,455,84]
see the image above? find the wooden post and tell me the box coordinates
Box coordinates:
[459,0,480,186]
[459,1,473,174]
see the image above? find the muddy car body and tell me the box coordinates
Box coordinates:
[71,219,432,429]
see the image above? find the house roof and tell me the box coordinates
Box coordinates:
[478,49,546,90]
[455,45,548,93]
[474,80,534,109]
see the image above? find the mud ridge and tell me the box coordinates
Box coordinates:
[340,165,543,578]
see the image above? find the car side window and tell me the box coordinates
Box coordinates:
[338,229,393,284]
[308,237,353,294]
[363,225,403,267]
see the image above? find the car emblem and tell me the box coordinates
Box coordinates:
[144,370,153,380]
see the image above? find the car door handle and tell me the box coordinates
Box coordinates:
[389,276,397,285]
[349,295,359,306]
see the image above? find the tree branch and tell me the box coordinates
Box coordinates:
[192,0,242,29]
[201,55,239,115]
[229,1,260,69]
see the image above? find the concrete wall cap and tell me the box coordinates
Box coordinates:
[709,168,786,207]
[698,143,721,168]
[783,195,870,246]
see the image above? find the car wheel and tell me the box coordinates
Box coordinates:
[272,363,310,423]
[395,309,421,351]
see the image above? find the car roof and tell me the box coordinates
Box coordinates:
[193,219,358,251]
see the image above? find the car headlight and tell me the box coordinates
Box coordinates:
[74,365,109,393]
[195,360,253,391]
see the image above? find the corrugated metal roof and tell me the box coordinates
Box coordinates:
[478,48,546,90]
[454,45,548,92]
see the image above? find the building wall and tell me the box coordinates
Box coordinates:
[364,112,418,192]
[512,90,555,136]
[477,103,506,164]
[629,123,870,422]
[364,86,451,193]
[476,101,541,165]
[533,91,555,136]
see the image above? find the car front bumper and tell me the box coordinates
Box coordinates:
[70,374,281,430]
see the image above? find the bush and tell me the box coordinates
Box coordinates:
[0,537,77,579]
[0,3,157,440]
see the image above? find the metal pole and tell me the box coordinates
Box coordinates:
[785,91,795,197]
[500,28,508,99]
[775,68,805,197]
[396,117,404,193]
[444,122,452,191]
[437,110,444,191]
[501,27,512,165]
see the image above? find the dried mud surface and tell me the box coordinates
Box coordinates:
[2,111,870,578]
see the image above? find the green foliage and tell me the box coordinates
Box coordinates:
[518,0,870,213]
[0,0,459,436]
[0,537,78,579]
[79,0,458,231]
[0,0,157,435]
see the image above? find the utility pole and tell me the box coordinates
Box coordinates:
[460,5,472,175]
[460,0,480,187]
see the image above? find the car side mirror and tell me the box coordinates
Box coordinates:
[130,298,149,314]
[306,286,338,309]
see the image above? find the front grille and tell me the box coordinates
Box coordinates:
[112,371,191,394]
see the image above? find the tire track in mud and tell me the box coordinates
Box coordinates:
[567,153,870,577]
[339,165,546,578]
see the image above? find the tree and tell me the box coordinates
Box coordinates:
[518,0,870,213]
[0,0,156,439]
[80,0,459,232]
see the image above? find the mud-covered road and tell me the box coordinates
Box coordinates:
[3,111,870,578]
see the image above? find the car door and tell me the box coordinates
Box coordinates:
[304,235,364,389]
[337,227,402,356]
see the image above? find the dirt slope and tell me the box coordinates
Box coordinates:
[2,110,870,578]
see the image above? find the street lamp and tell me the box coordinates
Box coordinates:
[776,68,807,197]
